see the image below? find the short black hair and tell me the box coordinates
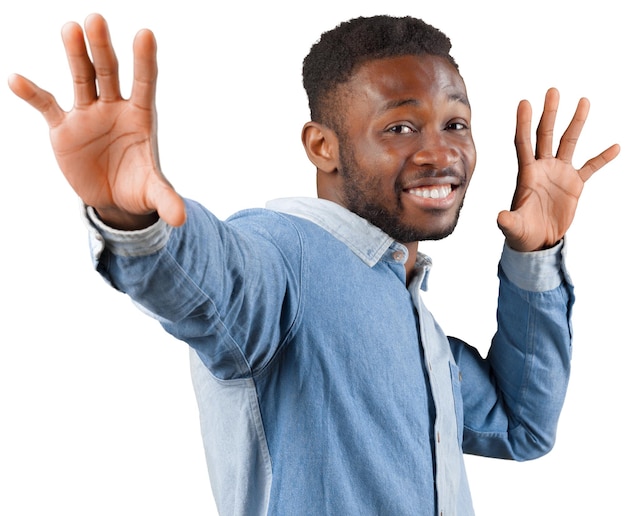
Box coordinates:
[302,15,458,131]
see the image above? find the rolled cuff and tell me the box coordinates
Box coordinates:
[82,204,172,259]
[500,239,572,292]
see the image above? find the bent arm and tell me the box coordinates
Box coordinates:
[452,242,573,461]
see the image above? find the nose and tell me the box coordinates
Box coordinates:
[411,131,460,169]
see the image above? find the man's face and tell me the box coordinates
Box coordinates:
[329,54,477,243]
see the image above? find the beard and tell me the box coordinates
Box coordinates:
[337,142,466,243]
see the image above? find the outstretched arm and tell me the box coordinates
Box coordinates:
[497,87,620,251]
[8,13,185,230]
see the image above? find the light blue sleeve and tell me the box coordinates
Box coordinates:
[84,199,303,381]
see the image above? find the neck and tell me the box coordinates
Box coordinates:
[403,241,419,285]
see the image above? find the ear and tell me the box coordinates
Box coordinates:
[301,121,339,174]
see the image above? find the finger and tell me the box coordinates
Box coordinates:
[535,87,559,160]
[130,29,158,111]
[514,99,535,168]
[555,97,590,163]
[7,74,66,127]
[84,13,121,102]
[61,21,97,107]
[578,143,621,182]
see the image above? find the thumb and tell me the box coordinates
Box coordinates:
[150,182,186,227]
[497,209,524,246]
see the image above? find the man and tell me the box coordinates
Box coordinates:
[8,13,619,516]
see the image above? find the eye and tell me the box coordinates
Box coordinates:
[387,124,415,134]
[446,121,469,131]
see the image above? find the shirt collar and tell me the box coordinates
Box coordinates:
[266,197,395,267]
[266,197,431,281]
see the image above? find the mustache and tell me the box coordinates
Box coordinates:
[399,167,467,190]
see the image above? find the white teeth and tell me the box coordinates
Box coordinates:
[408,185,452,199]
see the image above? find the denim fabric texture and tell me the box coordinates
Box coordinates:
[85,197,573,516]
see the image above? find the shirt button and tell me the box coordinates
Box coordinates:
[392,250,404,262]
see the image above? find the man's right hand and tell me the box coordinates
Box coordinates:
[8,13,186,230]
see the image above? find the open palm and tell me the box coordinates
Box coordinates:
[498,88,619,252]
[9,14,185,229]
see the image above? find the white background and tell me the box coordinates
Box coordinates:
[1,1,623,514]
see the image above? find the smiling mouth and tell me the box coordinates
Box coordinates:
[405,184,453,199]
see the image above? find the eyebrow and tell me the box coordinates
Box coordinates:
[383,93,470,111]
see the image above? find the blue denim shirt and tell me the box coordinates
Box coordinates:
[86,197,573,516]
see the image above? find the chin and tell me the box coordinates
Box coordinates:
[390,213,461,243]
[419,226,457,242]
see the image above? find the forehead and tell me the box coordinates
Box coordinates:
[343,54,468,114]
